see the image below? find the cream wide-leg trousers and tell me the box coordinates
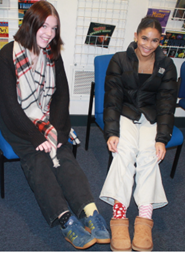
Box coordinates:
[100,114,168,209]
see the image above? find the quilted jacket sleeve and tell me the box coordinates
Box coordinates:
[0,42,46,148]
[156,58,178,145]
[103,53,124,141]
[49,55,71,145]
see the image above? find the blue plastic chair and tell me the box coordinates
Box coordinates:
[179,99,185,108]
[0,130,78,198]
[165,126,184,178]
[177,61,185,110]
[85,54,184,178]
[85,54,114,150]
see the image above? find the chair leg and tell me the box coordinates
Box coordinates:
[0,151,5,198]
[170,144,183,179]
[72,145,77,158]
[85,81,95,150]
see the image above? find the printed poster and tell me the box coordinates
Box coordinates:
[172,0,185,20]
[0,21,8,38]
[18,0,44,27]
[85,22,116,48]
[147,8,171,34]
[0,0,10,8]
[160,30,185,58]
[0,22,9,49]
[0,39,8,49]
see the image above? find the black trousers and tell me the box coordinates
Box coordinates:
[0,117,94,227]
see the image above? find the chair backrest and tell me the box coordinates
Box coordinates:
[178,61,185,98]
[94,54,114,116]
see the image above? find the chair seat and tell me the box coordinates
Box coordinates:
[166,126,184,149]
[0,129,79,161]
[179,98,185,109]
[0,132,19,160]
[95,113,104,130]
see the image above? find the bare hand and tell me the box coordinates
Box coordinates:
[36,141,52,153]
[107,136,119,153]
[57,143,62,148]
[155,142,166,162]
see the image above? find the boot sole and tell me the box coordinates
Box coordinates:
[85,226,110,244]
[65,237,96,249]
[110,244,132,251]
[132,243,153,252]
[97,238,111,244]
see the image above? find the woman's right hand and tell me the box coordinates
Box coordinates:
[107,136,119,153]
[36,141,52,153]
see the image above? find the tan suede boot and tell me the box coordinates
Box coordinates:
[132,216,154,251]
[110,218,131,251]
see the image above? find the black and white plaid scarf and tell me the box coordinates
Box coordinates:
[13,41,60,167]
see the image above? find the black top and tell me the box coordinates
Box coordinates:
[138,73,151,85]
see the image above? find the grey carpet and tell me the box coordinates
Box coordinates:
[0,126,184,251]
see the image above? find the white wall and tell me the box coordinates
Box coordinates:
[56,0,77,96]
[57,0,185,118]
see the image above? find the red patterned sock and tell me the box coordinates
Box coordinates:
[113,202,127,219]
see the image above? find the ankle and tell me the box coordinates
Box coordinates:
[83,202,98,217]
[59,211,72,228]
[138,204,153,219]
[113,202,127,219]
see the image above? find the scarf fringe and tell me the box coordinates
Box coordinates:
[53,158,60,168]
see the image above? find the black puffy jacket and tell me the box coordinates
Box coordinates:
[104,41,177,145]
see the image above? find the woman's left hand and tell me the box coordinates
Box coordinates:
[36,141,52,153]
[57,143,62,148]
[155,142,166,162]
